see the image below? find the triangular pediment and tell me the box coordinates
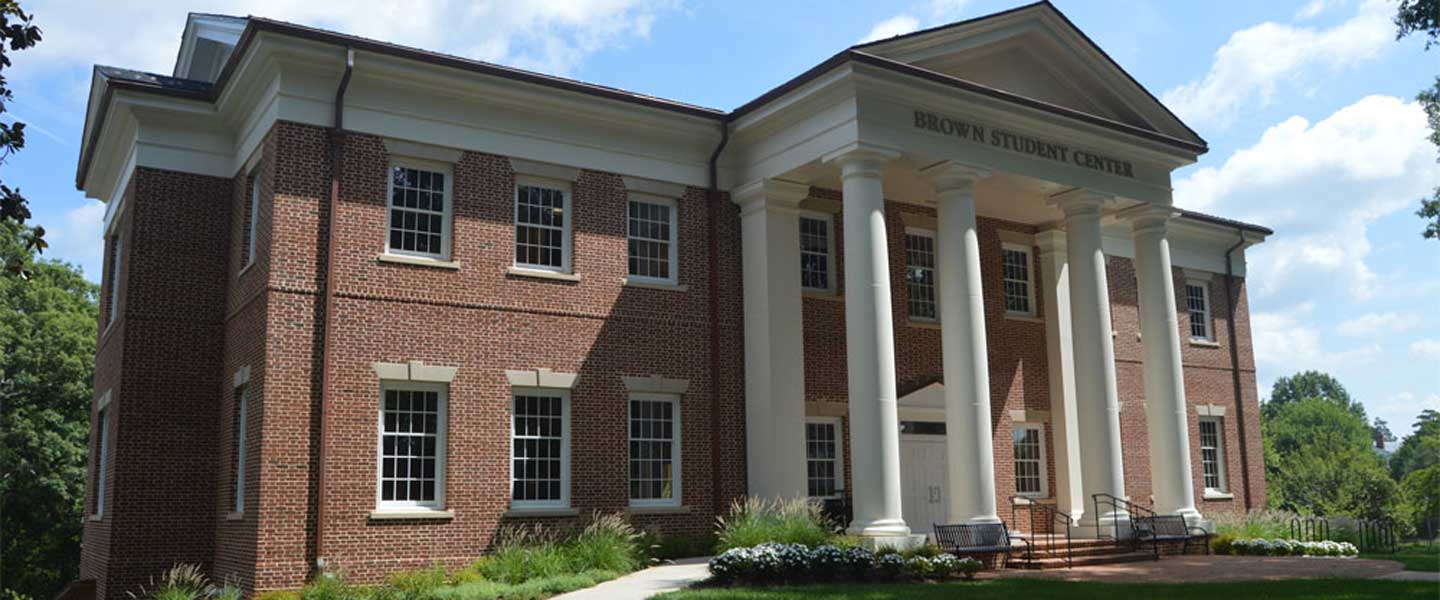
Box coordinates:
[856,1,1201,145]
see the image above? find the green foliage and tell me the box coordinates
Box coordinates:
[1395,0,1440,49]
[0,0,45,278]
[640,530,716,560]
[382,567,447,600]
[653,578,1440,600]
[1,221,99,600]
[1264,371,1364,420]
[564,513,643,573]
[126,564,238,600]
[1417,79,1440,239]
[714,498,837,552]
[430,570,618,600]
[1210,533,1236,555]
[1211,510,1295,540]
[1399,465,1440,537]
[1390,409,1440,480]
[464,514,645,585]
[1262,396,1401,519]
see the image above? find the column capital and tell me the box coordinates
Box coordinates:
[732,178,809,215]
[1034,229,1068,255]
[1048,188,1114,216]
[919,161,990,192]
[1117,203,1181,236]
[822,142,901,178]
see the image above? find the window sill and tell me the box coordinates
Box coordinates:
[1011,496,1054,505]
[802,290,842,301]
[368,509,455,521]
[626,505,692,515]
[1203,491,1235,501]
[226,511,245,521]
[507,267,582,282]
[377,253,461,270]
[907,320,941,330]
[238,260,257,277]
[504,507,580,518]
[1005,314,1044,324]
[88,513,103,522]
[1190,339,1221,348]
[622,278,688,292]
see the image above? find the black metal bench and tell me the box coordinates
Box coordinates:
[1132,514,1211,558]
[933,522,1029,568]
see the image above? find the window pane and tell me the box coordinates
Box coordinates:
[388,165,448,257]
[629,398,677,501]
[905,232,937,320]
[1002,247,1033,315]
[1013,426,1043,495]
[627,200,675,280]
[513,394,565,502]
[379,388,442,505]
[806,422,840,498]
[799,217,830,291]
[516,185,568,269]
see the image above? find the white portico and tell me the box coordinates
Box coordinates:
[723,2,1258,545]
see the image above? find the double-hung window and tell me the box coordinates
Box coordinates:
[106,235,122,326]
[376,383,447,511]
[1013,424,1047,497]
[805,418,844,499]
[515,178,572,272]
[905,229,937,321]
[1199,417,1227,493]
[1001,243,1035,316]
[629,394,680,506]
[233,385,249,514]
[242,173,260,268]
[386,162,452,260]
[799,213,835,293]
[626,196,678,284]
[512,391,569,508]
[93,406,110,517]
[1186,281,1213,341]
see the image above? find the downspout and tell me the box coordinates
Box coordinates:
[314,46,354,571]
[1223,228,1253,509]
[706,121,730,519]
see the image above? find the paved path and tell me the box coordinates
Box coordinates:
[994,555,1409,583]
[1375,570,1440,582]
[554,557,711,600]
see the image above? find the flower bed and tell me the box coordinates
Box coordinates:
[1215,538,1359,557]
[708,543,983,585]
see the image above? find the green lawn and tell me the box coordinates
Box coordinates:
[1361,542,1440,572]
[654,579,1438,600]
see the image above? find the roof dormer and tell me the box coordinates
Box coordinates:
[173,13,247,82]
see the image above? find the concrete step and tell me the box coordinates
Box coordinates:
[1013,544,1143,559]
[1010,550,1157,570]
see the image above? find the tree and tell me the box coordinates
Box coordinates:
[1390,409,1440,480]
[0,1,44,277]
[1395,0,1440,238]
[1264,371,1365,420]
[1263,396,1400,519]
[0,220,97,600]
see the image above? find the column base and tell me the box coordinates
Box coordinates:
[851,533,929,551]
[1075,510,1132,539]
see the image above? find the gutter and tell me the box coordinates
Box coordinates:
[705,121,730,519]
[313,46,354,573]
[1223,228,1253,509]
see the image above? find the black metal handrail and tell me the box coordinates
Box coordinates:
[1289,515,1329,542]
[1358,517,1398,554]
[1092,493,1160,558]
[1009,496,1074,568]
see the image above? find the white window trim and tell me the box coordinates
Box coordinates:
[1001,242,1037,317]
[628,392,682,508]
[625,193,679,285]
[374,381,449,513]
[514,175,574,274]
[233,385,249,515]
[904,227,938,322]
[1186,280,1214,342]
[106,235,122,327]
[510,388,571,510]
[1199,416,1228,494]
[805,416,845,500]
[384,158,455,262]
[92,403,110,518]
[244,173,260,270]
[1013,422,1049,498]
[799,211,836,294]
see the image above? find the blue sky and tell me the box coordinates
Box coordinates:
[5,0,1438,440]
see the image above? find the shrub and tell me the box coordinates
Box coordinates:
[1218,537,1360,558]
[874,553,906,579]
[902,556,934,578]
[299,573,363,600]
[714,497,836,552]
[565,513,643,573]
[954,557,983,580]
[429,570,619,600]
[640,531,715,561]
[473,527,571,584]
[1212,510,1297,540]
[384,566,447,600]
[905,543,943,559]
[1211,533,1236,555]
[128,564,226,600]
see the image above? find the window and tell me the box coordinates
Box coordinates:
[386,163,451,259]
[627,196,678,284]
[376,383,447,510]
[1186,281,1212,341]
[799,214,834,293]
[1001,243,1035,316]
[512,392,569,508]
[1199,417,1226,492]
[232,385,249,513]
[242,173,260,267]
[1013,424,1047,497]
[805,418,844,499]
[515,179,571,272]
[93,407,109,517]
[905,229,938,321]
[629,394,680,506]
[106,235,121,326]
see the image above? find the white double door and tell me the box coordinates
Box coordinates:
[900,434,950,538]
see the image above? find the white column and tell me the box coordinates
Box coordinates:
[1050,189,1127,530]
[920,162,1000,525]
[1127,205,1202,523]
[821,143,911,540]
[1035,230,1084,524]
[733,179,810,500]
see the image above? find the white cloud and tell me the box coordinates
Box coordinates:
[1160,0,1392,129]
[1174,95,1439,301]
[43,200,106,281]
[860,15,922,44]
[859,0,969,44]
[18,0,677,79]
[1368,392,1440,438]
[1411,339,1440,361]
[1335,312,1422,336]
[1252,303,1381,374]
[1295,0,1343,19]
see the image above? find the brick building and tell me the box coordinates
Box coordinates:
[74,3,1270,596]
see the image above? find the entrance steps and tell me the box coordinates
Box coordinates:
[1006,534,1157,570]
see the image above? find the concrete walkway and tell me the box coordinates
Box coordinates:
[554,557,711,600]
